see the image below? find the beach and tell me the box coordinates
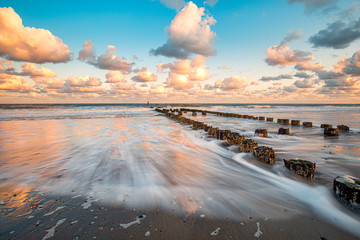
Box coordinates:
[1,104,360,239]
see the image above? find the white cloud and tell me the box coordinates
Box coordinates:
[150,1,217,59]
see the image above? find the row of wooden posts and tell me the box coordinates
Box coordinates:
[155,108,359,209]
[174,108,350,136]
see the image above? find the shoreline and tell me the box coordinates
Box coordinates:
[1,191,359,240]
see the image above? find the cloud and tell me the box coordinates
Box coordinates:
[21,63,57,79]
[150,1,217,59]
[309,17,360,49]
[106,71,127,83]
[260,73,292,81]
[165,71,193,89]
[0,60,57,80]
[312,50,360,95]
[342,50,360,76]
[39,78,64,90]
[78,40,133,71]
[251,81,259,85]
[66,76,102,87]
[286,0,337,13]
[294,71,313,79]
[78,40,96,62]
[218,75,248,90]
[131,67,157,82]
[0,73,33,92]
[265,30,323,70]
[316,50,360,80]
[0,7,71,63]
[294,79,314,88]
[283,85,298,92]
[158,55,210,89]
[322,77,359,88]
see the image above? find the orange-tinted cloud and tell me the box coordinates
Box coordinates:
[131,67,157,82]
[0,73,33,92]
[106,71,127,83]
[159,55,210,89]
[265,30,323,71]
[78,40,133,71]
[218,75,248,90]
[66,76,102,87]
[0,7,71,63]
[21,63,57,79]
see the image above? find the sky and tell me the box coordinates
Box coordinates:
[0,0,359,103]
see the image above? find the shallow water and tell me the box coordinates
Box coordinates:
[0,104,360,236]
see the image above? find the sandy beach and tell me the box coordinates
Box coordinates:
[1,189,359,240]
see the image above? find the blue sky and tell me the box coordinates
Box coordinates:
[0,0,359,103]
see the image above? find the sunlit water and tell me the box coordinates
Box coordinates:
[1,104,360,235]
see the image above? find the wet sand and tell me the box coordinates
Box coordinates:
[1,189,359,240]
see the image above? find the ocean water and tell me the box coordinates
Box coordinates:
[1,104,360,235]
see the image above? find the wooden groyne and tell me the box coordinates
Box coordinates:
[154,108,359,210]
[177,108,350,137]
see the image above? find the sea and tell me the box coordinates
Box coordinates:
[0,104,360,235]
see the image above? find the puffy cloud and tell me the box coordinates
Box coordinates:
[251,81,259,85]
[150,1,216,59]
[338,50,360,76]
[218,76,248,90]
[294,57,324,71]
[159,55,210,89]
[0,73,32,92]
[21,63,57,79]
[158,59,191,74]
[78,40,133,71]
[313,50,360,95]
[0,60,58,80]
[106,71,127,83]
[265,30,323,70]
[0,7,71,63]
[189,55,208,81]
[260,73,292,81]
[78,40,96,62]
[61,77,107,95]
[40,78,64,90]
[309,17,360,49]
[66,76,102,87]
[286,0,337,12]
[316,50,360,81]
[294,79,314,88]
[166,71,193,89]
[131,67,157,82]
